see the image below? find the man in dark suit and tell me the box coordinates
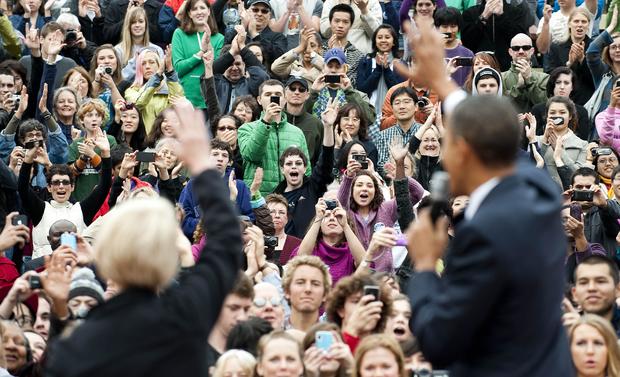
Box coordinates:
[402,18,574,377]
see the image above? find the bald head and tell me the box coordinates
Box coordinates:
[48,220,78,250]
[509,33,534,62]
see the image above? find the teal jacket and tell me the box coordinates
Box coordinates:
[171,29,224,109]
[238,113,311,196]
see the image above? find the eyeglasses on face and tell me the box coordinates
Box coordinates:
[510,45,532,52]
[288,85,307,93]
[253,297,281,308]
[251,7,269,14]
[51,179,72,187]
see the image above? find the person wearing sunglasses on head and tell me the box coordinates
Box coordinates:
[501,33,549,112]
[250,282,286,330]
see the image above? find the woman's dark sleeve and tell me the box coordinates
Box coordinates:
[157,177,182,203]
[36,62,56,121]
[394,177,414,230]
[408,135,422,155]
[25,56,44,119]
[163,169,243,334]
[107,120,123,142]
[107,175,124,208]
[200,75,222,122]
[17,162,45,226]
[355,57,382,96]
[80,157,112,225]
[557,165,573,191]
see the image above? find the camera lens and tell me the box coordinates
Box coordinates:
[104,67,113,75]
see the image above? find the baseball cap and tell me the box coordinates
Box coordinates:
[285,76,308,90]
[324,48,346,65]
[247,0,272,11]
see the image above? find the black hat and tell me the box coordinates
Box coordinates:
[285,76,308,90]
[247,0,272,11]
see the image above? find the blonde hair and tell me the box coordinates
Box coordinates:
[119,7,150,66]
[282,255,332,295]
[155,137,180,153]
[256,331,302,363]
[569,314,620,377]
[212,350,256,377]
[353,334,407,377]
[94,197,178,291]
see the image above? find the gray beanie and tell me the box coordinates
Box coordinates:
[69,268,105,304]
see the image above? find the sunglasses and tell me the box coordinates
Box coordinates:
[253,297,281,308]
[510,45,532,52]
[51,179,72,187]
[251,7,269,14]
[288,85,307,93]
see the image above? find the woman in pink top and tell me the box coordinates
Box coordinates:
[595,80,620,154]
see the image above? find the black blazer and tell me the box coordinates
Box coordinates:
[407,162,574,377]
[45,170,243,377]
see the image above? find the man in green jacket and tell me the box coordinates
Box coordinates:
[501,33,549,112]
[238,79,311,196]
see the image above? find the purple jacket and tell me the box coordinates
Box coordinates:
[290,240,355,285]
[595,107,620,155]
[338,175,424,272]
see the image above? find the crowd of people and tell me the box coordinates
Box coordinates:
[0,0,618,373]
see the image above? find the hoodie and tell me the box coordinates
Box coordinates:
[471,67,504,97]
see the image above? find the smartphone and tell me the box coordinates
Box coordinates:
[363,285,380,301]
[454,57,473,67]
[60,233,77,251]
[615,80,620,88]
[315,331,334,352]
[136,151,156,162]
[325,199,337,210]
[325,75,340,84]
[572,190,594,202]
[29,275,42,290]
[270,96,280,104]
[352,154,368,169]
[24,140,40,150]
[551,116,565,126]
[569,203,582,220]
[12,215,28,226]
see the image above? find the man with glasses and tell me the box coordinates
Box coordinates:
[250,282,286,330]
[284,76,323,165]
[238,0,287,66]
[502,33,549,112]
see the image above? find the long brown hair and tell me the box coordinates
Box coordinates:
[180,0,219,35]
[350,171,385,213]
[89,45,123,93]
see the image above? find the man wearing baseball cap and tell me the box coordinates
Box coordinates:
[306,48,375,124]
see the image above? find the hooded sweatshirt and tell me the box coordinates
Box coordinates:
[471,67,504,97]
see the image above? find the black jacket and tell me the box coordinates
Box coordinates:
[545,37,594,106]
[45,169,243,377]
[408,135,442,190]
[61,42,98,70]
[273,146,334,239]
[103,0,164,45]
[408,162,573,376]
[461,1,530,71]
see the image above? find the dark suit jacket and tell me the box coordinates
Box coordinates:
[407,163,574,377]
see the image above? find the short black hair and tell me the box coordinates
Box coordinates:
[329,3,355,24]
[433,6,463,30]
[450,96,520,168]
[546,96,578,132]
[371,24,399,57]
[0,60,27,86]
[258,79,284,97]
[45,164,74,185]
[279,146,308,167]
[575,255,620,285]
[225,317,274,356]
[390,87,418,105]
[570,167,600,186]
[211,138,233,159]
[546,67,576,98]
[17,119,47,145]
[210,114,243,138]
[110,144,133,167]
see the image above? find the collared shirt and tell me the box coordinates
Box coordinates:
[375,122,421,171]
[464,177,501,221]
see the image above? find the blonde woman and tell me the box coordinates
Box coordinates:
[256,331,304,377]
[406,106,442,190]
[115,6,164,82]
[45,103,244,376]
[569,314,620,377]
[353,334,407,377]
[212,350,256,377]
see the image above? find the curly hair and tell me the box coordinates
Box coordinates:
[350,171,385,213]
[325,273,392,333]
[77,98,109,126]
[282,255,332,296]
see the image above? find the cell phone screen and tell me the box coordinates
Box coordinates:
[136,152,156,162]
[325,75,340,84]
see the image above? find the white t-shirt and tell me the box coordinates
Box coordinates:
[536,4,595,45]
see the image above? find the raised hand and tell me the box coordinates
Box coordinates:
[228,171,239,201]
[174,101,214,175]
[390,137,409,163]
[250,167,263,196]
[0,213,30,250]
[92,128,111,155]
[15,86,28,118]
[38,83,49,114]
[321,97,338,126]
[77,141,96,158]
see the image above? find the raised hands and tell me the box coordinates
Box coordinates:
[321,97,338,127]
[24,23,41,57]
[250,167,264,197]
[389,137,409,164]
[92,128,111,157]
[174,101,214,175]
[38,83,49,114]
[0,212,30,250]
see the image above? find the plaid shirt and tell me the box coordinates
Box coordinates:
[373,120,421,173]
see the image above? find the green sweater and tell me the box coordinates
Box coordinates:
[238,113,311,196]
[171,29,224,109]
[67,135,117,201]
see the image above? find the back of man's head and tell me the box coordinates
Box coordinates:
[450,96,520,168]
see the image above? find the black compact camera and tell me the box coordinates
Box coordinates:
[324,199,337,210]
[352,154,368,169]
[65,29,78,44]
[592,147,613,157]
[417,97,430,108]
[24,140,41,150]
[572,190,594,202]
[104,67,113,75]
[29,275,42,290]
[263,236,278,248]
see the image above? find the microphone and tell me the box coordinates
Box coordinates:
[429,171,450,224]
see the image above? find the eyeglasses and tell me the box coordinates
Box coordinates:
[51,179,71,187]
[510,45,533,52]
[253,297,281,308]
[288,85,307,93]
[217,126,237,131]
[251,7,269,14]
